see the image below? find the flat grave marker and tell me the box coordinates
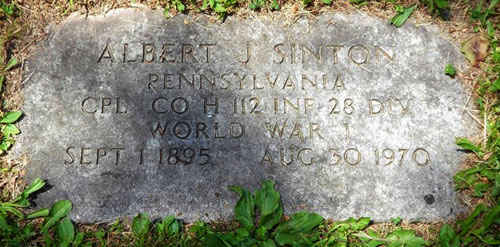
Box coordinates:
[18,9,475,222]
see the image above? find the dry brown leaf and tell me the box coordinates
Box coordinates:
[461,35,489,67]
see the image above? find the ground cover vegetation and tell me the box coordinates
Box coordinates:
[0,0,499,246]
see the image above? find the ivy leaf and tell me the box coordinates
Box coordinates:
[461,35,489,67]
[229,185,255,230]
[390,5,416,27]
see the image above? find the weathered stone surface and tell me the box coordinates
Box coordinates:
[17,9,475,222]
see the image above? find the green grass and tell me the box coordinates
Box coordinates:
[1,0,499,246]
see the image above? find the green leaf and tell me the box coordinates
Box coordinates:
[213,4,226,13]
[255,180,280,218]
[274,211,323,246]
[456,137,482,155]
[167,217,180,236]
[260,201,283,230]
[176,1,186,12]
[492,175,500,197]
[0,204,24,218]
[56,217,75,243]
[156,216,175,240]
[355,229,385,247]
[473,182,488,197]
[42,200,72,232]
[390,5,416,27]
[259,239,277,247]
[0,213,11,231]
[479,203,500,232]
[439,224,459,247]
[4,58,18,71]
[73,232,85,246]
[235,227,250,238]
[459,203,487,236]
[204,232,232,247]
[435,0,450,9]
[322,0,332,4]
[189,221,208,238]
[13,177,45,206]
[3,123,20,136]
[256,226,266,239]
[386,229,427,247]
[490,77,500,92]
[0,75,4,92]
[445,64,456,76]
[391,217,402,226]
[95,230,106,246]
[0,111,22,124]
[229,185,255,230]
[355,217,371,230]
[486,21,495,39]
[132,213,150,237]
[27,207,49,219]
[270,0,279,10]
[163,7,171,18]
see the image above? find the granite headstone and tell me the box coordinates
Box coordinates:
[18,9,475,222]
